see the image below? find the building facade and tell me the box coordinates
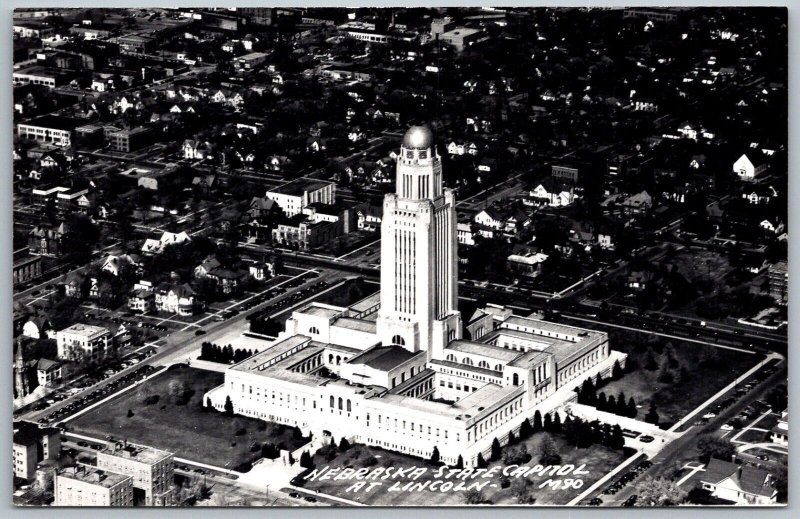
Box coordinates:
[206,126,624,467]
[13,421,61,481]
[96,443,174,505]
[54,467,134,507]
[56,323,111,361]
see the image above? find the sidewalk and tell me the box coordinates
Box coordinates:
[667,353,781,433]
[566,450,644,506]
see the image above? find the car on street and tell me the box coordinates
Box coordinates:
[639,435,655,443]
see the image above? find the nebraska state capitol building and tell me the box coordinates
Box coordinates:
[206,126,626,466]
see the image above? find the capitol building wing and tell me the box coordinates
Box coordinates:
[205,126,626,466]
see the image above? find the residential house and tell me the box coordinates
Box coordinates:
[154,283,199,316]
[530,178,578,207]
[63,272,87,298]
[36,359,63,387]
[249,261,275,281]
[357,204,383,231]
[733,153,768,181]
[28,222,69,256]
[698,458,777,505]
[457,222,475,246]
[621,191,653,214]
[742,185,778,204]
[507,249,549,278]
[101,254,141,277]
[22,315,54,340]
[141,231,191,255]
[770,410,787,446]
[183,139,213,160]
[128,289,155,314]
[760,219,784,234]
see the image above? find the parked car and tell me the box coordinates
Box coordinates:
[639,435,655,443]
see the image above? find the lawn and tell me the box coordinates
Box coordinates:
[598,331,761,427]
[69,366,308,469]
[301,432,627,506]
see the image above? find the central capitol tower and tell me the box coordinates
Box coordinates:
[376,125,463,361]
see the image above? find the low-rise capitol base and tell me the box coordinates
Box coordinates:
[205,126,626,466]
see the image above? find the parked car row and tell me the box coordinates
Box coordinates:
[39,365,155,425]
[601,460,652,496]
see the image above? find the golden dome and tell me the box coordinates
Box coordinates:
[402,125,435,149]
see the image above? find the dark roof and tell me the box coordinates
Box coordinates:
[20,115,83,132]
[272,178,332,197]
[13,420,59,446]
[701,458,775,498]
[349,345,420,371]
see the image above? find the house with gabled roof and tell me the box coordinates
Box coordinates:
[698,458,777,505]
[733,153,768,181]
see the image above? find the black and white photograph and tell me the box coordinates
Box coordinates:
[9,5,789,508]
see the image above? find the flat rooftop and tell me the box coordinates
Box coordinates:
[58,323,109,337]
[349,345,420,371]
[99,443,173,464]
[332,317,376,334]
[349,292,381,314]
[58,467,131,488]
[271,178,333,197]
[446,340,523,363]
[296,303,342,320]
[19,114,83,131]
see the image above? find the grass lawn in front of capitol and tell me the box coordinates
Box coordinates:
[299,433,627,506]
[69,365,308,469]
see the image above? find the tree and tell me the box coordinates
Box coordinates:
[579,378,596,405]
[429,446,440,465]
[644,349,658,370]
[490,438,502,461]
[519,418,533,439]
[627,397,638,418]
[533,410,543,432]
[610,425,625,450]
[507,431,516,445]
[616,391,628,416]
[552,412,562,432]
[476,453,488,469]
[644,402,659,426]
[633,477,687,506]
[612,360,623,380]
[543,413,552,432]
[696,435,736,464]
[597,392,608,411]
[339,437,351,451]
[127,409,134,418]
[538,434,561,464]
[657,361,674,383]
[454,455,464,469]
[224,395,234,416]
[168,380,191,405]
[502,444,531,465]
